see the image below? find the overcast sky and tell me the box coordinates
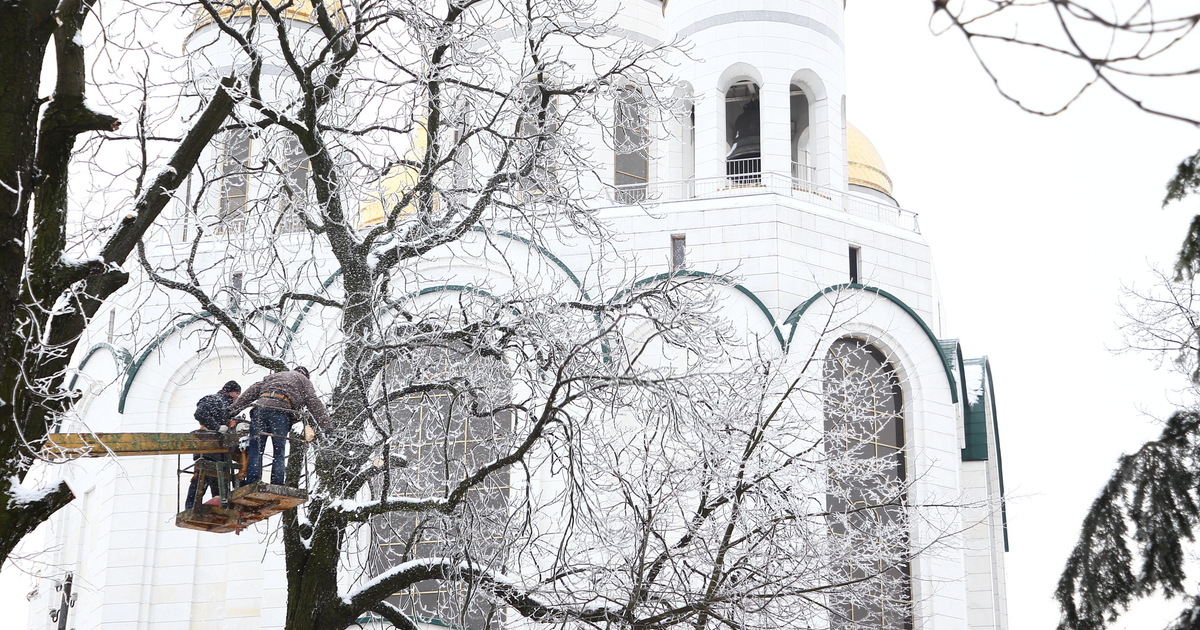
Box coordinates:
[845,1,1200,628]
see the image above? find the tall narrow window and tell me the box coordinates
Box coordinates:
[218,129,252,233]
[790,84,811,185]
[614,86,648,203]
[681,102,696,189]
[370,351,511,630]
[278,135,309,233]
[670,233,686,270]
[849,246,861,283]
[229,272,243,308]
[824,338,912,630]
[519,85,559,196]
[725,80,760,186]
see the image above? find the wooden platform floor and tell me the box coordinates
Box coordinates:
[176,482,308,533]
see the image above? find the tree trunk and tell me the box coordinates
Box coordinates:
[283,505,358,629]
[0,1,54,463]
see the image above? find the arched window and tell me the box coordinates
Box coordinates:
[790,84,811,185]
[681,99,695,187]
[368,348,512,629]
[724,80,760,185]
[276,134,309,233]
[614,85,648,203]
[217,128,252,233]
[824,337,912,629]
[519,84,560,196]
[214,129,310,234]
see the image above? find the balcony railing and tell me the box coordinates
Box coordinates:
[609,167,920,233]
[726,157,762,187]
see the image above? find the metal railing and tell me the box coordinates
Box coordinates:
[791,160,816,188]
[609,169,920,233]
[725,157,762,187]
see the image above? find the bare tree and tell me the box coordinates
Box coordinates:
[1056,269,1200,630]
[929,0,1200,125]
[116,2,953,629]
[0,0,240,567]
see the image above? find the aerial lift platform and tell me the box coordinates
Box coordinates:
[43,431,307,533]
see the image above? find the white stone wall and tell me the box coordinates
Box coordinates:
[25,1,1008,628]
[663,0,846,187]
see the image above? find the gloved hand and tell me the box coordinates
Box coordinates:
[238,435,250,450]
[218,425,229,434]
[236,422,249,433]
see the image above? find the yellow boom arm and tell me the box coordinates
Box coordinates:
[44,432,231,459]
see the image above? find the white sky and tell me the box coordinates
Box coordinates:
[845,1,1200,628]
[4,2,1200,628]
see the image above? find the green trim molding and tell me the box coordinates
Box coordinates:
[68,342,133,392]
[962,356,1009,551]
[616,270,787,349]
[119,310,287,413]
[783,283,960,404]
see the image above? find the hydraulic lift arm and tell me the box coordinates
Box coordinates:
[43,432,231,458]
[42,431,307,534]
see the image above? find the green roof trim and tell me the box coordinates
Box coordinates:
[352,614,474,630]
[469,226,590,301]
[119,310,287,413]
[962,356,1009,551]
[284,228,588,345]
[120,314,211,413]
[961,356,989,462]
[68,342,133,392]
[117,230,587,414]
[614,270,786,349]
[782,284,960,404]
[60,342,134,431]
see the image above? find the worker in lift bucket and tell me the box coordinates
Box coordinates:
[186,380,241,509]
[228,366,331,486]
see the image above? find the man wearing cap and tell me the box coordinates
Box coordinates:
[228,366,331,486]
[185,380,241,509]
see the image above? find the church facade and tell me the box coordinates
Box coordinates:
[25,1,1008,629]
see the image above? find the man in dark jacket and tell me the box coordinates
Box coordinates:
[185,380,240,509]
[228,366,331,486]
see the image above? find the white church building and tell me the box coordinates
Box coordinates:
[24,1,1009,628]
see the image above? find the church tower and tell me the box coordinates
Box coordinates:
[23,2,1009,629]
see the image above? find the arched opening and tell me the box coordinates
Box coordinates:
[519,84,560,197]
[277,133,310,233]
[724,79,760,186]
[824,337,913,629]
[217,128,252,233]
[614,85,649,203]
[368,346,512,629]
[790,84,811,186]
[681,99,695,192]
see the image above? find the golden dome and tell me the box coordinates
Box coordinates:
[194,1,341,30]
[847,123,894,197]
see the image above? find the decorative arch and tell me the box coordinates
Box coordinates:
[788,69,826,103]
[611,270,786,349]
[120,231,588,410]
[394,285,513,318]
[68,342,133,392]
[119,310,288,413]
[784,283,960,404]
[717,63,764,93]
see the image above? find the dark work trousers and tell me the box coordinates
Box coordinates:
[246,407,292,486]
[185,454,224,509]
